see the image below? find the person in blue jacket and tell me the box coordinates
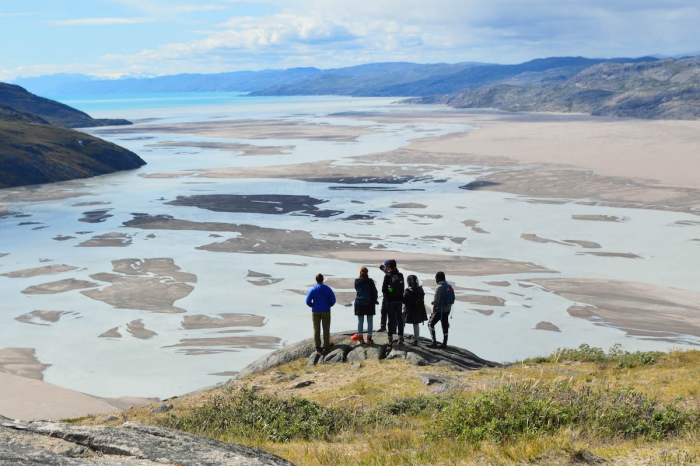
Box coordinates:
[306,273,336,354]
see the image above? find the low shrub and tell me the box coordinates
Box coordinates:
[160,388,353,442]
[531,343,664,369]
[435,382,699,443]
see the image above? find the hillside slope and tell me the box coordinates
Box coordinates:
[0,83,131,128]
[410,57,700,119]
[0,118,146,188]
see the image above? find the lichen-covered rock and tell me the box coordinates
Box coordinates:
[346,345,386,363]
[322,348,346,364]
[0,418,295,466]
[407,352,428,366]
[386,349,407,360]
[234,330,499,380]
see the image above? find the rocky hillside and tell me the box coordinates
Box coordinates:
[0,83,131,128]
[408,57,700,119]
[0,119,145,188]
[0,84,145,188]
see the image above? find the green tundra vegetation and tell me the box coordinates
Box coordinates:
[79,345,700,465]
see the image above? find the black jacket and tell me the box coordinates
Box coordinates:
[382,269,405,302]
[354,277,378,316]
[403,286,428,324]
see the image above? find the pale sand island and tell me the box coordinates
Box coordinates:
[2,107,700,421]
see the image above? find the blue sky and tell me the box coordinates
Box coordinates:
[1,0,699,80]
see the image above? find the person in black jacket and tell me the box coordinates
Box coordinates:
[381,259,405,345]
[354,266,378,345]
[375,259,391,332]
[403,275,428,346]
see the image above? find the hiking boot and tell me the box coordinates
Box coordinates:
[377,327,387,332]
[398,337,404,345]
[316,347,324,354]
[412,340,419,346]
[440,336,448,349]
[358,337,365,345]
[367,336,374,345]
[428,341,438,349]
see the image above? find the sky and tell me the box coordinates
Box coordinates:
[1,0,699,80]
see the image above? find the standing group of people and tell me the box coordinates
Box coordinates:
[305,260,454,355]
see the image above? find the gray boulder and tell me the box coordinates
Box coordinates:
[234,330,500,380]
[0,418,295,466]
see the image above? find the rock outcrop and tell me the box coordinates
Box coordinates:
[235,330,500,380]
[0,416,294,465]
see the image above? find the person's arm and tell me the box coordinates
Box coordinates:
[329,287,336,308]
[305,288,314,308]
[433,284,444,312]
[381,274,390,295]
[371,280,378,303]
[403,288,411,304]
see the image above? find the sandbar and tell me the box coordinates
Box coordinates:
[21,279,98,295]
[15,311,78,326]
[93,118,378,142]
[76,232,132,248]
[1,264,78,278]
[181,313,265,330]
[0,348,50,380]
[126,320,157,340]
[531,278,700,340]
[147,140,295,156]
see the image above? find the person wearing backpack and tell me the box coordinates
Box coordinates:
[428,271,455,349]
[403,275,428,346]
[305,273,336,355]
[354,266,378,345]
[375,259,391,332]
[381,260,405,345]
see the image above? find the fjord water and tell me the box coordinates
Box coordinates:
[1,93,699,399]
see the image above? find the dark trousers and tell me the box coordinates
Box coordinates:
[380,298,388,329]
[312,312,331,349]
[428,309,450,342]
[386,301,404,339]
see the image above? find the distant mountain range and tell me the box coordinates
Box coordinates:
[9,54,700,123]
[406,57,700,120]
[0,83,144,189]
[13,57,660,98]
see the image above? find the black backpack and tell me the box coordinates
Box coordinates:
[355,280,372,304]
[387,272,404,300]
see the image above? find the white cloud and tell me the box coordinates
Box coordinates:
[49,17,156,26]
[10,0,700,78]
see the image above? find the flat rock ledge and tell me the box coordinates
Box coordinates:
[0,416,294,466]
[235,330,500,380]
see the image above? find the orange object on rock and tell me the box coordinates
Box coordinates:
[350,333,360,341]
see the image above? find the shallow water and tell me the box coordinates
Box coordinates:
[1,94,699,399]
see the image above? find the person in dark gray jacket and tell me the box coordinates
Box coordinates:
[402,275,428,346]
[428,271,452,348]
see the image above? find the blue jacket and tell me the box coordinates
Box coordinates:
[306,284,336,312]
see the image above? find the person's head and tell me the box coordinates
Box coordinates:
[387,259,397,271]
[407,275,418,288]
[359,266,369,279]
[316,273,324,284]
[435,271,446,284]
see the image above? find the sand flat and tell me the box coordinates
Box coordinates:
[93,118,378,142]
[147,140,295,156]
[1,264,78,278]
[531,278,700,340]
[21,279,98,295]
[0,348,50,380]
[15,311,78,326]
[181,313,265,330]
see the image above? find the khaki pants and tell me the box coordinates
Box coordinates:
[312,312,331,349]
